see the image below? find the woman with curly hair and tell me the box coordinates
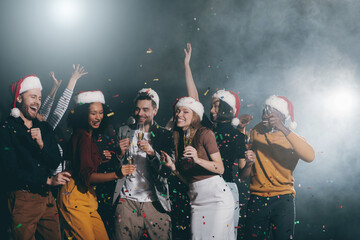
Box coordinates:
[58,91,135,240]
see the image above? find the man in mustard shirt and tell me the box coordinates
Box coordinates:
[241,95,315,240]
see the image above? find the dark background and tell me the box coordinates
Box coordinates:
[0,0,359,239]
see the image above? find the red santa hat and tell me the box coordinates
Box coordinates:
[265,95,297,130]
[174,97,204,120]
[74,90,105,105]
[10,75,42,118]
[138,88,160,109]
[212,90,241,127]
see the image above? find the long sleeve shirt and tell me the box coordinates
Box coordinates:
[69,129,102,188]
[249,123,315,197]
[47,88,73,129]
[39,88,73,130]
[0,116,61,192]
[39,95,54,120]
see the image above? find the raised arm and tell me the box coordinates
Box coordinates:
[184,43,199,100]
[66,64,88,91]
[49,71,63,98]
[38,72,62,120]
[286,132,315,163]
[47,64,88,129]
[268,112,315,163]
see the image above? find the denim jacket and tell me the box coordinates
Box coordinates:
[112,121,174,212]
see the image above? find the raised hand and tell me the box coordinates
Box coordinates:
[119,138,130,157]
[244,150,256,166]
[50,71,63,90]
[138,140,155,156]
[184,43,192,65]
[116,165,136,179]
[239,114,253,128]
[266,112,290,135]
[71,64,88,81]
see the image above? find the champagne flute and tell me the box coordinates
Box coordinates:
[137,123,145,141]
[183,128,191,147]
[263,105,276,133]
[127,145,135,178]
[181,128,193,169]
[136,124,145,152]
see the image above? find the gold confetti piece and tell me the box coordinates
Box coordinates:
[153,78,159,81]
[107,112,114,117]
[204,88,210,96]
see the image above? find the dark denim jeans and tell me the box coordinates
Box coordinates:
[244,194,295,240]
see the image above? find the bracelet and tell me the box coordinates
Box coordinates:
[115,167,123,179]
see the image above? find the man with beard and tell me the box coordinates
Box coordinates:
[113,88,173,239]
[0,75,71,239]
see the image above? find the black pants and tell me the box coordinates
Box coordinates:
[244,194,295,240]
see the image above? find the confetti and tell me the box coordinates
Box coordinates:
[204,88,210,96]
[146,48,153,54]
[15,224,22,229]
[153,78,159,81]
[113,94,119,98]
[107,112,114,117]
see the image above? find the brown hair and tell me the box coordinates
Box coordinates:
[173,111,203,161]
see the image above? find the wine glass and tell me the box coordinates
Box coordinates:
[62,160,72,195]
[263,105,276,133]
[245,134,253,150]
[126,145,135,179]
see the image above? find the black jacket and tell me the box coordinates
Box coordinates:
[0,116,61,192]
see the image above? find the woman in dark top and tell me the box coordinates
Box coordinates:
[162,96,235,240]
[57,91,135,240]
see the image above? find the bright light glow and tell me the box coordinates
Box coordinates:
[50,0,83,27]
[323,87,358,116]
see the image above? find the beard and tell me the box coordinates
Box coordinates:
[19,103,38,120]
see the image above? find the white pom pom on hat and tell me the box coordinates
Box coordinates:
[212,90,241,127]
[10,108,21,118]
[137,88,160,109]
[265,95,297,130]
[10,75,42,118]
[74,90,105,105]
[174,97,204,120]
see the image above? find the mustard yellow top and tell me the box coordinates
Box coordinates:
[249,123,315,197]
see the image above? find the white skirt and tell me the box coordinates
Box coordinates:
[188,175,235,240]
